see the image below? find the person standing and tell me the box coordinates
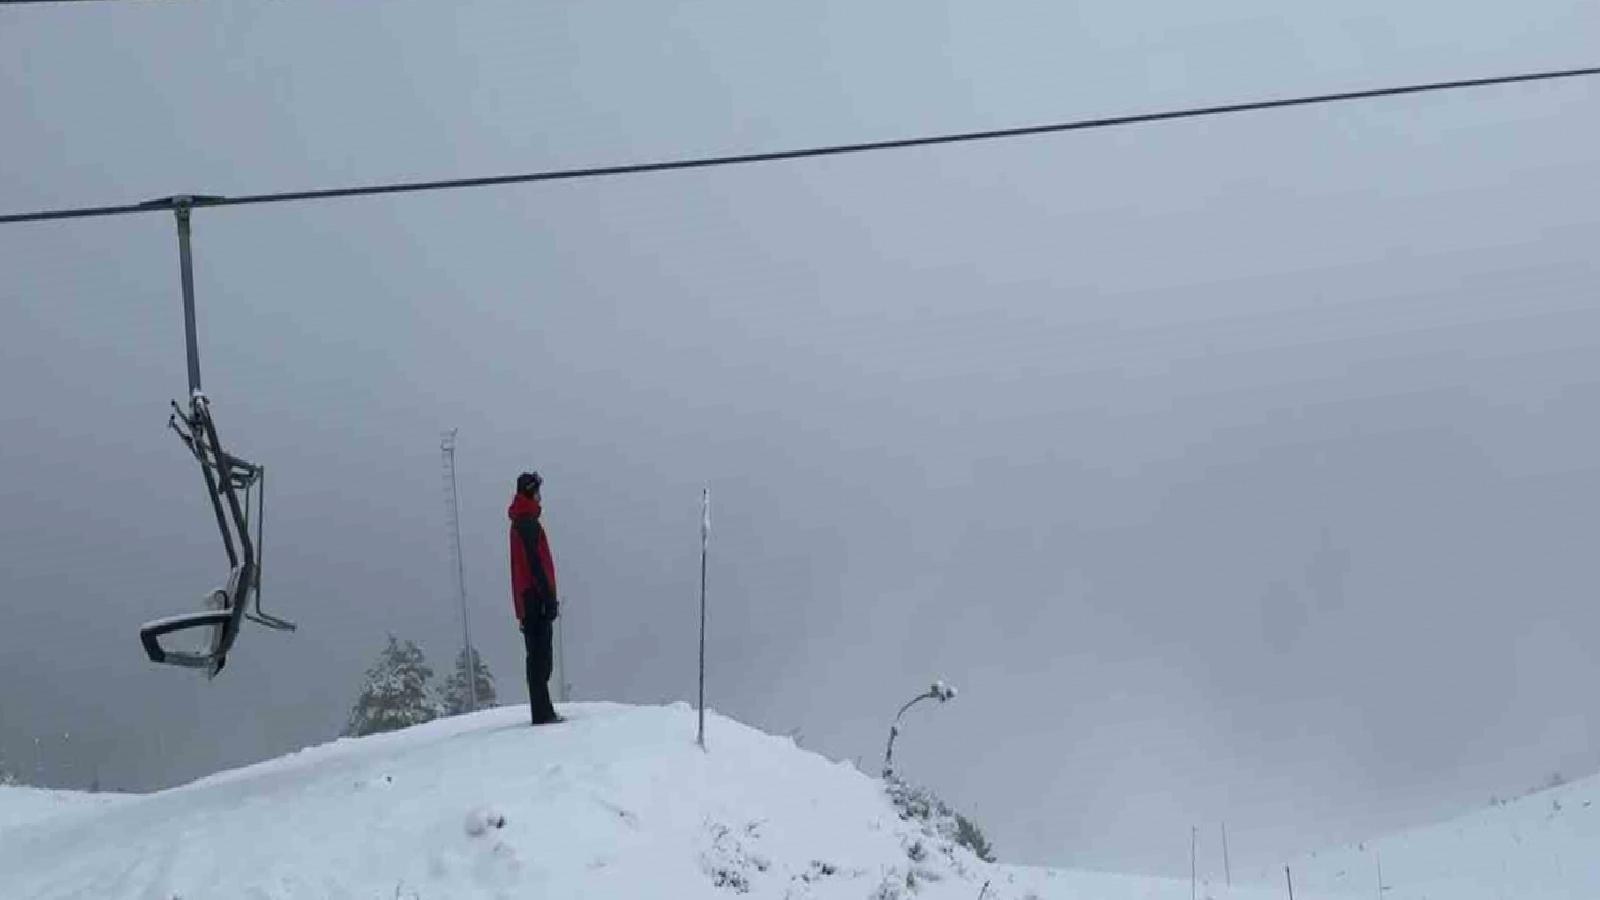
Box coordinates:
[508,471,562,725]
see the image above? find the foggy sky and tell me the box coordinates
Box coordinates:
[3,0,1599,878]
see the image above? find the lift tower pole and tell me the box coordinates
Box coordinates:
[441,429,478,713]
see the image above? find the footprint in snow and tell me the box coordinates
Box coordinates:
[592,796,640,828]
[464,806,508,837]
[353,774,395,791]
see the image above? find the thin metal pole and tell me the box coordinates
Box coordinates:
[1285,865,1295,900]
[697,487,709,748]
[1190,826,1197,900]
[883,692,932,778]
[442,430,477,713]
[173,203,202,395]
[555,614,568,702]
[1222,822,1232,887]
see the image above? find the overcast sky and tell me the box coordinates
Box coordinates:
[3,0,1599,878]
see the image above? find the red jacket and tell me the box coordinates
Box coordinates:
[508,493,558,622]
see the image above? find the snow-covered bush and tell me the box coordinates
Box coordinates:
[884,776,996,863]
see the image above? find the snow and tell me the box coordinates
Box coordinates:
[996,865,1318,900]
[1270,773,1600,899]
[4,701,1596,899]
[0,785,126,838]
[1,702,997,899]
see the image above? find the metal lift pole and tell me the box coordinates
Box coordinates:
[174,200,202,396]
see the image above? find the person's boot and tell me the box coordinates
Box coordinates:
[531,701,564,725]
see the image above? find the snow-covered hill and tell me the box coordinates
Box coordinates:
[3,702,1013,900]
[0,783,124,837]
[8,700,1590,899]
[1272,771,1600,899]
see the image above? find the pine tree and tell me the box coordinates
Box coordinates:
[954,811,996,863]
[344,635,443,737]
[440,646,498,716]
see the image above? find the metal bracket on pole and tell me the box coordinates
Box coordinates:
[142,194,223,396]
[174,200,202,396]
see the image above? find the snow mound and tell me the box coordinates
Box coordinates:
[1280,771,1600,900]
[0,784,126,838]
[0,702,1000,899]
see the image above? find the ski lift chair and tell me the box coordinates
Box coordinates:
[137,198,295,676]
[139,393,295,676]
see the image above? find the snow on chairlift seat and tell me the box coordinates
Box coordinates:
[139,566,244,669]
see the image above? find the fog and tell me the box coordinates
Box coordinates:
[2,0,1598,875]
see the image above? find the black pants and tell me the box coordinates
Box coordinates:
[523,619,558,724]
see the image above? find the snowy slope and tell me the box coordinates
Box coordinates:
[992,864,1348,900]
[1,702,1359,900]
[1003,765,1600,900]
[0,785,126,838]
[1270,773,1600,900]
[1,702,991,900]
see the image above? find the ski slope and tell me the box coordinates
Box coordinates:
[1272,772,1600,900]
[4,702,1009,900]
[0,784,126,837]
[4,700,1589,899]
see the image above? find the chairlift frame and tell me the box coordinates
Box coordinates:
[138,198,295,676]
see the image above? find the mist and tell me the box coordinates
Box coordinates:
[3,0,1599,876]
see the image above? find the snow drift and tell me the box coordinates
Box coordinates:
[7,700,1597,899]
[1275,770,1600,900]
[1,702,1001,899]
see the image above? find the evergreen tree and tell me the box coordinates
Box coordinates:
[440,646,498,716]
[953,810,996,863]
[344,635,442,737]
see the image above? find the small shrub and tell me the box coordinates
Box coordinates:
[884,776,998,863]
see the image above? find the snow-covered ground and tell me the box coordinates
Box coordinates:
[0,701,1590,899]
[0,784,126,839]
[1264,772,1600,899]
[4,702,999,900]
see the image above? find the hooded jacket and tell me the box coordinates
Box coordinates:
[508,493,558,622]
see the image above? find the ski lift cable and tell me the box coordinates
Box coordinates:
[1,63,1597,227]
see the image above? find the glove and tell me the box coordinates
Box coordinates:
[542,597,560,622]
